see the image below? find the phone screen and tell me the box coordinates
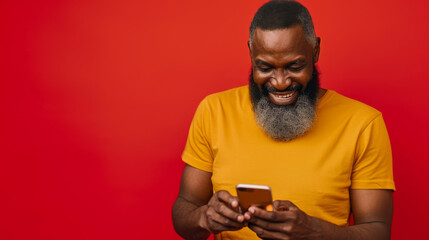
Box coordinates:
[236,184,273,211]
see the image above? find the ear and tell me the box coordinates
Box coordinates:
[248,40,252,54]
[313,37,321,63]
[248,40,254,63]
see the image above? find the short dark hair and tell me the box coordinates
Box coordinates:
[249,0,316,47]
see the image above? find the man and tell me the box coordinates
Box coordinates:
[172,1,395,239]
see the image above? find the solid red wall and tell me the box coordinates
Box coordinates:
[1,0,428,239]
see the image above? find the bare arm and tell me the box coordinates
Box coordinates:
[172,164,246,240]
[172,164,213,240]
[327,189,393,240]
[245,189,393,240]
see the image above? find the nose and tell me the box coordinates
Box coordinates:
[270,69,291,91]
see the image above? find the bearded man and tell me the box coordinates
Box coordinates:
[172,1,395,239]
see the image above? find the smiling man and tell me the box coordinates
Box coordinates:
[249,24,321,141]
[172,1,395,240]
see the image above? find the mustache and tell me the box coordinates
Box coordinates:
[265,85,303,93]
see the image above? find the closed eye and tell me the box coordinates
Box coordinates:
[257,66,273,72]
[255,59,274,73]
[288,65,305,72]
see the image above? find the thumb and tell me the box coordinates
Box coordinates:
[273,200,297,211]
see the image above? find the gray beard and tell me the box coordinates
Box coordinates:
[250,67,319,141]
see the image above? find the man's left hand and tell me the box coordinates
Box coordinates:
[244,200,322,240]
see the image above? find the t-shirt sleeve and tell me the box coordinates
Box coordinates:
[351,114,396,190]
[181,98,214,172]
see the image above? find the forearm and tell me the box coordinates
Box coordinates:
[317,217,390,240]
[172,196,211,240]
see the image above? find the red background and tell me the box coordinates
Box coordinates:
[1,0,428,239]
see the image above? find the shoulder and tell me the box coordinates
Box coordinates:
[322,90,381,117]
[319,90,383,130]
[204,85,248,102]
[200,85,249,110]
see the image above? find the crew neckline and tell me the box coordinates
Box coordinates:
[317,89,335,109]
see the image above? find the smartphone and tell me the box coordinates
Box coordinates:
[236,184,273,211]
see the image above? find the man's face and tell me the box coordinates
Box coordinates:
[249,25,319,106]
[248,25,321,141]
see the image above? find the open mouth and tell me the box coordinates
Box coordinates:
[268,90,298,105]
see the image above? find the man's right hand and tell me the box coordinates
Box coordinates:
[173,165,247,239]
[200,190,246,233]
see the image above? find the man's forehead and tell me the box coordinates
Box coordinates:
[251,25,311,52]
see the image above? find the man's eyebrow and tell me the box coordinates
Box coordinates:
[255,59,272,66]
[289,59,305,65]
[255,58,306,66]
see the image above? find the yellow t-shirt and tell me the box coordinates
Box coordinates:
[182,86,395,240]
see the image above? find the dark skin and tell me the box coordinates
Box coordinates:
[173,165,393,240]
[250,26,325,104]
[172,165,246,240]
[172,26,393,240]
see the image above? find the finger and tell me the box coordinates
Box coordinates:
[247,214,293,233]
[213,191,243,221]
[207,218,244,233]
[206,207,246,230]
[212,200,245,223]
[248,206,295,222]
[244,210,252,221]
[273,200,297,211]
[243,204,271,221]
[216,190,240,210]
[248,223,290,240]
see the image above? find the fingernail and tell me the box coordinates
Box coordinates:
[249,207,255,214]
[237,215,243,222]
[231,200,238,207]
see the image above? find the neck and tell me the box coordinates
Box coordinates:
[318,88,327,99]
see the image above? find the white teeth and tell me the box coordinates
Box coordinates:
[275,93,293,98]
